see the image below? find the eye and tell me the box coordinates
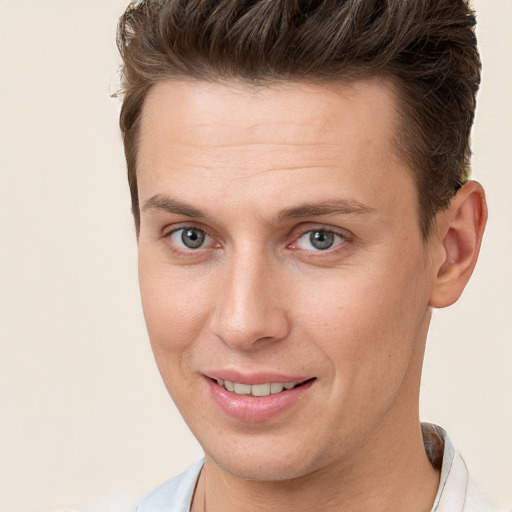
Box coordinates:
[294,230,345,251]
[169,228,212,250]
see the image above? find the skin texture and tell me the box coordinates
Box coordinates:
[136,79,487,512]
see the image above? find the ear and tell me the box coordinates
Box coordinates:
[429,181,488,308]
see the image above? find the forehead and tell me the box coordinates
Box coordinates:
[136,79,417,228]
[138,78,400,160]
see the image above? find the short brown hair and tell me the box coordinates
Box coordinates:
[117,0,481,237]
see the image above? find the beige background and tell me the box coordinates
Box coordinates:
[0,1,510,511]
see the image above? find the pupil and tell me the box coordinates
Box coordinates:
[182,229,205,249]
[310,231,334,250]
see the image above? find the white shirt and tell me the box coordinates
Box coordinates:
[136,424,495,512]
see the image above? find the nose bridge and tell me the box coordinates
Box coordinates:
[212,246,289,349]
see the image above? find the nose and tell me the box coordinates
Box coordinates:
[210,249,291,350]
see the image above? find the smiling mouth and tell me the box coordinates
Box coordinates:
[214,378,315,397]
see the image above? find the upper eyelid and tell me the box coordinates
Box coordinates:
[162,222,214,238]
[290,223,351,241]
[292,230,345,249]
[297,229,345,240]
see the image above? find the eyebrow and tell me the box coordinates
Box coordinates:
[142,194,207,218]
[142,194,376,222]
[275,198,376,222]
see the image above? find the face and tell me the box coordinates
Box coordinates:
[136,79,438,481]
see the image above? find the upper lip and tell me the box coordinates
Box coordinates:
[203,370,314,385]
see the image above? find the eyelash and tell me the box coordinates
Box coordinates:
[161,224,351,256]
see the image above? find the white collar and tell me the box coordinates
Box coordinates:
[423,423,469,512]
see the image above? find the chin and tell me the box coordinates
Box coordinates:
[216,457,310,482]
[204,438,324,482]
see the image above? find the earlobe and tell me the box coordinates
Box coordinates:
[429,181,487,309]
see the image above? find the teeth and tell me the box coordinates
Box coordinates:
[233,383,251,395]
[217,379,301,396]
[252,383,271,397]
[270,383,284,394]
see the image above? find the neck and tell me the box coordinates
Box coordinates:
[193,415,439,512]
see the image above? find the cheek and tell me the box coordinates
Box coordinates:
[138,263,214,418]
[295,258,430,384]
[138,255,213,368]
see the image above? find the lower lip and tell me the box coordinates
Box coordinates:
[205,378,315,423]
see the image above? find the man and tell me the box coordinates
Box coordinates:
[116,1,492,510]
